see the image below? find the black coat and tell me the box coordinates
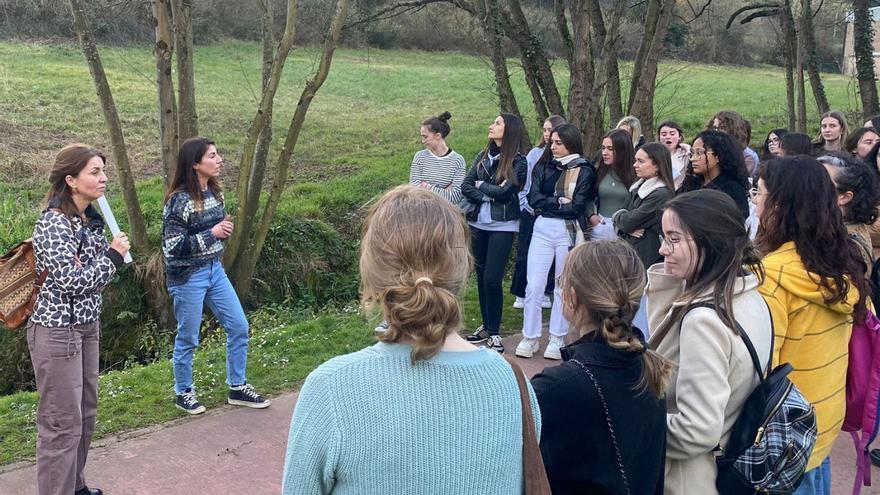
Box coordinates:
[531,333,666,495]
[460,149,528,223]
[705,174,750,221]
[527,157,596,229]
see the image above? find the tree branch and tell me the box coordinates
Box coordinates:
[343,0,472,30]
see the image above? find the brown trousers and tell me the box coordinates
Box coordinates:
[27,319,100,495]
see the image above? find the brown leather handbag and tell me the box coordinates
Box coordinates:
[504,356,552,495]
[0,240,47,330]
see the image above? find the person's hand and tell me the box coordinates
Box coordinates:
[589,214,602,227]
[211,216,234,239]
[630,228,646,238]
[111,232,131,257]
[475,180,484,188]
[558,197,572,205]
[419,181,432,189]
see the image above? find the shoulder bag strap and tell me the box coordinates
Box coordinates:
[503,356,551,495]
[569,358,632,495]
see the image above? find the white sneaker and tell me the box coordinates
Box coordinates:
[515,337,540,358]
[541,294,552,309]
[544,335,565,360]
[513,296,525,309]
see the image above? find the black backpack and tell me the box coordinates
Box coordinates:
[694,303,818,494]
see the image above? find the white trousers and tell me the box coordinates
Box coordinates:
[523,217,571,339]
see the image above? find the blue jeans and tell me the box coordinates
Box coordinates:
[792,457,831,495]
[170,261,249,395]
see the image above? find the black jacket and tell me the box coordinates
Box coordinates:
[705,174,750,221]
[460,147,528,223]
[531,333,666,495]
[527,157,596,228]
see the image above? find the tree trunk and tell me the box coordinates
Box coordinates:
[567,1,595,144]
[607,50,623,125]
[795,13,808,133]
[153,0,177,190]
[854,0,880,118]
[554,0,573,69]
[781,5,797,130]
[800,0,829,114]
[483,0,521,116]
[233,0,351,298]
[245,0,275,229]
[628,0,673,131]
[69,0,174,328]
[171,0,197,140]
[224,0,299,274]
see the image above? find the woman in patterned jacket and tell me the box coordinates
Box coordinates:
[28,143,130,495]
[163,137,270,415]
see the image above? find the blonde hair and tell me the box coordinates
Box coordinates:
[616,116,643,148]
[360,185,472,362]
[561,240,675,397]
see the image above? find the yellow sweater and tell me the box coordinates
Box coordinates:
[759,241,858,470]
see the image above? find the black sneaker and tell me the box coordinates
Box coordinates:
[228,383,270,408]
[486,335,504,353]
[175,389,206,415]
[465,325,490,344]
[74,487,103,495]
[871,448,880,467]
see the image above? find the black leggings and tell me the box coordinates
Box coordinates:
[510,210,555,298]
[471,227,515,336]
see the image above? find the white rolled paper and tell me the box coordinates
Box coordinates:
[96,195,133,264]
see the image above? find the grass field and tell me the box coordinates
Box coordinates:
[0,40,865,465]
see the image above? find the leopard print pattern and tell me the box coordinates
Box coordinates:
[30,208,117,328]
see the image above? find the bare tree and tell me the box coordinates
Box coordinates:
[853,0,880,118]
[171,0,198,139]
[69,0,175,327]
[231,0,353,296]
[628,0,674,131]
[153,0,177,188]
[800,0,829,114]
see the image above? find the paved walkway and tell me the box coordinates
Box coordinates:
[1,333,878,493]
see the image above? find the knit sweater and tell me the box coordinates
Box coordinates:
[282,341,540,495]
[162,189,225,287]
[759,241,859,470]
[408,148,466,203]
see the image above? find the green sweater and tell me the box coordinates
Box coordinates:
[282,342,540,494]
[596,171,630,218]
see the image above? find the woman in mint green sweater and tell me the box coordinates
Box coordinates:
[282,185,540,495]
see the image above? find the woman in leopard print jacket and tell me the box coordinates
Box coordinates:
[27,144,130,495]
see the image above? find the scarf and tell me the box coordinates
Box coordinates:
[552,154,585,246]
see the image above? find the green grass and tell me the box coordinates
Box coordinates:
[0,40,862,464]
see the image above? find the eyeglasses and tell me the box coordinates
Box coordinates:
[658,234,690,254]
[688,148,709,159]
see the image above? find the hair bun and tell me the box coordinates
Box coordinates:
[438,111,452,122]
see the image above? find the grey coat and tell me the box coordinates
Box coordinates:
[612,177,673,270]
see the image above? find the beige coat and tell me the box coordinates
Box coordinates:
[646,264,773,495]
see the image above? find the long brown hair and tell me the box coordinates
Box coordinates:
[561,240,675,398]
[481,112,527,186]
[757,156,867,321]
[652,190,765,342]
[164,137,222,209]
[45,143,106,219]
[360,185,472,362]
[639,142,676,192]
[598,128,636,188]
[814,110,849,149]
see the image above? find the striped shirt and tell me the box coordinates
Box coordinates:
[408,148,466,203]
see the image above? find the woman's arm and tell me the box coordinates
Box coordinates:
[33,213,119,296]
[665,309,733,459]
[478,155,527,201]
[162,193,221,259]
[527,164,558,213]
[460,156,490,203]
[553,165,596,220]
[431,155,466,203]
[613,189,672,233]
[282,371,340,495]
[408,151,422,186]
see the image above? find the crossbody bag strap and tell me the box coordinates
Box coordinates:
[569,358,632,495]
[502,356,551,495]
